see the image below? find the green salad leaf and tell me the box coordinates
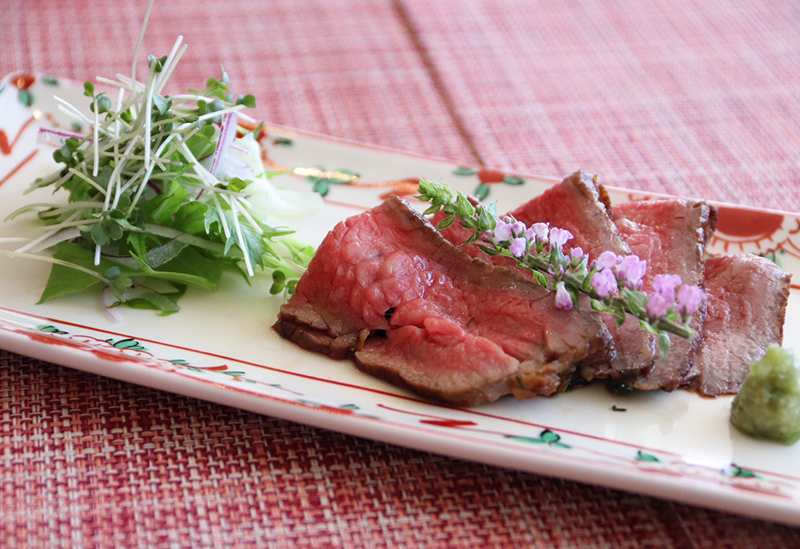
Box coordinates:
[2,38,315,316]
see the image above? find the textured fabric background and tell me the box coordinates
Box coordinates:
[2,0,800,546]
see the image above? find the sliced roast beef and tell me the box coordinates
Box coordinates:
[436,171,655,383]
[614,198,718,391]
[275,195,613,407]
[689,254,791,396]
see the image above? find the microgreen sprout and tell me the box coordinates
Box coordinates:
[416,178,705,356]
[2,25,314,315]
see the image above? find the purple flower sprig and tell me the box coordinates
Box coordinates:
[416,179,703,352]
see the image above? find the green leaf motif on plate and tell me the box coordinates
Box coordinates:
[730,465,759,479]
[18,89,33,107]
[475,182,490,200]
[636,450,660,463]
[452,166,477,176]
[36,324,68,335]
[507,429,570,449]
[502,176,525,185]
[105,338,148,351]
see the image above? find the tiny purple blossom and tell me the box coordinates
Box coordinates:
[549,228,573,249]
[509,237,527,258]
[493,220,513,243]
[676,285,704,316]
[591,268,618,299]
[595,251,622,270]
[570,247,584,261]
[511,221,526,237]
[482,230,495,243]
[646,291,672,319]
[525,226,537,242]
[554,282,573,310]
[531,222,549,243]
[615,255,647,289]
[651,274,682,298]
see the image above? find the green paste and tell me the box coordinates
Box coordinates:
[731,345,800,445]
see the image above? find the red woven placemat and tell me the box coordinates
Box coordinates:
[402,0,800,212]
[2,0,800,545]
[4,350,800,546]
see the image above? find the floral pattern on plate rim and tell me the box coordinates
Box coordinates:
[0,305,798,504]
[2,73,800,524]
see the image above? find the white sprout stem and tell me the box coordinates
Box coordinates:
[143,69,157,169]
[0,249,115,287]
[92,94,100,177]
[38,217,101,232]
[115,88,124,137]
[96,76,134,91]
[154,35,183,90]
[25,169,72,194]
[3,202,75,221]
[154,37,186,94]
[131,0,156,95]
[114,73,146,93]
[211,193,231,239]
[112,166,147,209]
[229,200,254,277]
[125,133,176,216]
[17,213,79,253]
[194,104,246,123]
[177,142,217,185]
[67,168,107,196]
[158,45,187,93]
[235,200,264,235]
[147,175,247,197]
[26,202,104,219]
[236,111,256,125]
[169,93,232,103]
[156,126,199,163]
[142,224,226,254]
[54,100,115,138]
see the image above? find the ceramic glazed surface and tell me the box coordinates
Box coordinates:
[1,74,799,525]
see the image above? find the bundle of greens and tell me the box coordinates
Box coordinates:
[2,36,319,316]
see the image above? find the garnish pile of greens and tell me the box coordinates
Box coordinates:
[1,39,313,316]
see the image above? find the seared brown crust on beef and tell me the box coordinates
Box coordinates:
[275,195,613,407]
[689,254,791,396]
[614,198,717,391]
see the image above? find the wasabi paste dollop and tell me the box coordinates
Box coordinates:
[731,345,800,445]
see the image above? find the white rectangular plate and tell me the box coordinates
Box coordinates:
[2,73,799,525]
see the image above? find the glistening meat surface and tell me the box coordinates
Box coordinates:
[690,254,791,396]
[614,199,717,390]
[276,196,612,406]
[436,171,655,383]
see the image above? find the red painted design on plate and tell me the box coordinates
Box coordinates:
[1,116,36,155]
[715,207,784,239]
[0,149,38,188]
[420,419,478,428]
[13,74,36,90]
[478,168,506,184]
